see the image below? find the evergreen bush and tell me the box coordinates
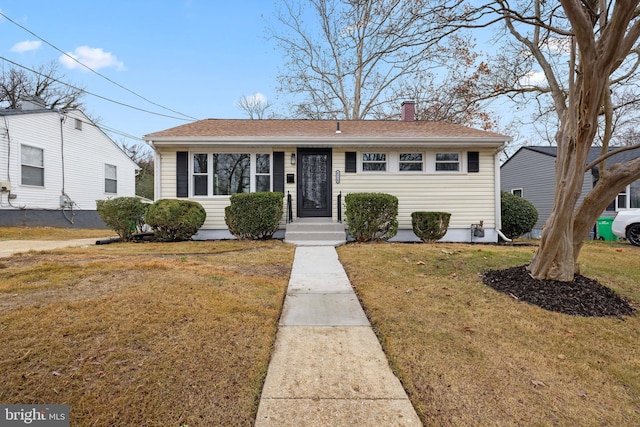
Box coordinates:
[96,197,148,242]
[411,211,451,242]
[344,193,398,242]
[146,199,206,241]
[501,191,539,239]
[224,192,284,240]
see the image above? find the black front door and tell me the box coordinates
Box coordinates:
[297,148,332,217]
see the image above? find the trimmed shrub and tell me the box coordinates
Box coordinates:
[411,211,451,242]
[224,192,284,240]
[96,197,148,242]
[146,199,206,242]
[345,193,398,242]
[501,191,538,239]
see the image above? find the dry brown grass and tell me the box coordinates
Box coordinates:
[0,240,294,426]
[0,226,114,241]
[338,240,640,427]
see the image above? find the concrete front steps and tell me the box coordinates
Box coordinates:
[284,218,347,246]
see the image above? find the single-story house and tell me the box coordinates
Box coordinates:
[500,146,640,238]
[0,97,139,228]
[144,102,511,243]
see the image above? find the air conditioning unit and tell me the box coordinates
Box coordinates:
[0,181,11,192]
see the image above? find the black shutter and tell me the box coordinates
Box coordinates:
[176,151,189,197]
[273,152,285,193]
[468,151,480,173]
[345,151,357,173]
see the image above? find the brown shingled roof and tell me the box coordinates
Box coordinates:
[145,119,509,140]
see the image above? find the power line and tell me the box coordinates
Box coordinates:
[0,56,194,121]
[0,11,199,121]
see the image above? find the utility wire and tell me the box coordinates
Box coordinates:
[0,11,198,121]
[0,56,193,121]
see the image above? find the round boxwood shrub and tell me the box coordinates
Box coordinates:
[225,192,284,240]
[411,211,451,242]
[501,191,538,239]
[146,199,206,242]
[345,193,398,242]
[96,197,148,242]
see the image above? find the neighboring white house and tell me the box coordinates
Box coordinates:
[0,98,139,227]
[144,102,511,243]
[500,146,640,238]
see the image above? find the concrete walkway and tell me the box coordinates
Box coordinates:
[255,246,421,426]
[0,238,102,258]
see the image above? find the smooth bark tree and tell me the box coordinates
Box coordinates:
[458,0,640,281]
[235,93,274,119]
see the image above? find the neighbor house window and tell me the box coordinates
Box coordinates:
[193,153,208,196]
[105,164,117,193]
[212,153,250,195]
[631,181,640,208]
[255,154,271,192]
[435,153,460,172]
[399,153,423,171]
[21,144,44,186]
[74,118,82,130]
[362,153,387,171]
[512,188,523,197]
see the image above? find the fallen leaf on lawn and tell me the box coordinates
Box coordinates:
[52,371,62,376]
[578,390,587,398]
[417,273,427,278]
[531,380,546,387]
[461,326,475,332]
[616,249,623,253]
[416,261,425,265]
[441,249,454,255]
[509,293,519,300]
[405,289,412,294]
[565,330,576,338]
[557,354,566,360]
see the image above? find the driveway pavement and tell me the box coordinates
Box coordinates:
[0,238,102,258]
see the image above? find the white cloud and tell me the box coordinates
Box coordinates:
[10,40,41,53]
[249,92,267,104]
[59,46,125,71]
[519,70,547,88]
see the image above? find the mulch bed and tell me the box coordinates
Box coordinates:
[483,265,636,318]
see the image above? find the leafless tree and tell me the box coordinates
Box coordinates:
[269,0,491,122]
[0,61,85,110]
[235,93,274,119]
[459,0,640,281]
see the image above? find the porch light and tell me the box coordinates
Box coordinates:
[291,153,296,165]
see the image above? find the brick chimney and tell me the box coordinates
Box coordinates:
[401,101,415,121]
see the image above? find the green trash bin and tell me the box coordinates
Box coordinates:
[597,217,616,241]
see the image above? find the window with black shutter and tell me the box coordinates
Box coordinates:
[176,151,189,197]
[345,151,356,173]
[468,151,480,173]
[273,152,285,193]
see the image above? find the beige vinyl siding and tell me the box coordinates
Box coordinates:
[333,148,496,229]
[157,147,296,229]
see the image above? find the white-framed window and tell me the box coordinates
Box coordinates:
[399,153,423,171]
[362,152,387,171]
[21,144,44,186]
[105,164,117,193]
[212,153,250,195]
[255,153,271,192]
[511,188,523,197]
[435,152,460,172]
[193,153,208,196]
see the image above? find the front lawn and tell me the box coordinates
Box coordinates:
[0,240,294,426]
[338,241,640,426]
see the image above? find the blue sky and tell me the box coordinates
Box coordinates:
[1,1,282,145]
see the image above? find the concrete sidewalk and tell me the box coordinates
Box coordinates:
[0,238,101,258]
[255,246,421,426]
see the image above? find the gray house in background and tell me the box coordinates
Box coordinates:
[500,146,640,238]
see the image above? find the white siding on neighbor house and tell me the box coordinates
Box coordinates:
[158,146,498,233]
[0,110,137,210]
